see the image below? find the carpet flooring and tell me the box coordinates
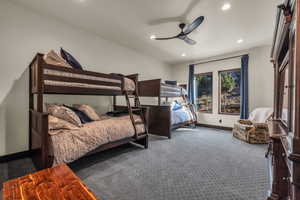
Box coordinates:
[0,127,268,200]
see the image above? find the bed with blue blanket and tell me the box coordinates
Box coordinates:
[138,79,197,139]
[171,104,195,125]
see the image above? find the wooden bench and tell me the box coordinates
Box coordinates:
[3,164,100,200]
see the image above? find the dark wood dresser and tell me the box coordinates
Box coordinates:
[268,0,300,199]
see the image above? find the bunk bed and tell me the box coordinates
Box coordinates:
[138,79,197,139]
[29,53,149,169]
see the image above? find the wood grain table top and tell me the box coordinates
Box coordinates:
[3,164,100,200]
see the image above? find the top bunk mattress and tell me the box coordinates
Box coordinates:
[30,53,136,95]
[43,68,135,92]
[161,83,183,97]
[138,79,186,97]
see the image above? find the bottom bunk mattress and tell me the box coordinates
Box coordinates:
[49,115,144,166]
[171,106,195,125]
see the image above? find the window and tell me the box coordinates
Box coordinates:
[219,69,241,115]
[195,72,213,113]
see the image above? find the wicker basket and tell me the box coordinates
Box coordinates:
[232,120,269,144]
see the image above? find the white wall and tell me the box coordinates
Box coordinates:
[0,1,275,156]
[171,46,274,128]
[0,1,172,156]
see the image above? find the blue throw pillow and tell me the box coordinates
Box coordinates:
[64,105,93,123]
[60,48,83,70]
[110,73,124,77]
[165,80,177,86]
[172,102,182,111]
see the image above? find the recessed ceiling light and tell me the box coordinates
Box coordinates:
[78,0,86,3]
[181,53,186,57]
[237,39,244,44]
[150,35,156,40]
[222,3,231,11]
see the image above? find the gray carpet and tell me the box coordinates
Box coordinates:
[0,127,268,200]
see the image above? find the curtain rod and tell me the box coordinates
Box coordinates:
[192,54,248,66]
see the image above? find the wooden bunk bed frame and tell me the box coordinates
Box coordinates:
[29,53,149,169]
[138,79,197,139]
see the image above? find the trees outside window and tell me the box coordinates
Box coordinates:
[195,72,213,113]
[219,69,241,115]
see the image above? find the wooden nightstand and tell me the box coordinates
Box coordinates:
[3,164,99,200]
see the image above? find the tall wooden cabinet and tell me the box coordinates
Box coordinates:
[268,0,300,199]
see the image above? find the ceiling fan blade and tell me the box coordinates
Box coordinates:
[183,16,205,35]
[154,35,179,40]
[179,35,197,45]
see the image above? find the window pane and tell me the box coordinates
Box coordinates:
[195,73,213,113]
[219,69,241,114]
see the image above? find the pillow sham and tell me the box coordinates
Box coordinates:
[73,104,100,121]
[64,105,93,124]
[43,50,72,68]
[46,104,82,127]
[48,115,79,130]
[60,48,83,70]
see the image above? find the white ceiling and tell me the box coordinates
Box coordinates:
[13,0,281,64]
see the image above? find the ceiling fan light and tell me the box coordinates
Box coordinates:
[222,3,231,11]
[150,35,156,40]
[237,39,244,44]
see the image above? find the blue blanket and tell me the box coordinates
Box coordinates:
[171,107,194,125]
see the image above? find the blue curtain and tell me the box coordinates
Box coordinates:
[188,64,195,104]
[240,55,249,119]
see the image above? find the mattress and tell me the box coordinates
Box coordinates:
[49,115,144,166]
[43,69,136,91]
[161,84,182,96]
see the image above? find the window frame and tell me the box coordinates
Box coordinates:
[218,68,241,115]
[194,72,213,114]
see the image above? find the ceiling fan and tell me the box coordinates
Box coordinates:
[153,16,205,45]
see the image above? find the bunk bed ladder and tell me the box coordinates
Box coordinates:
[182,95,188,105]
[124,91,147,140]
